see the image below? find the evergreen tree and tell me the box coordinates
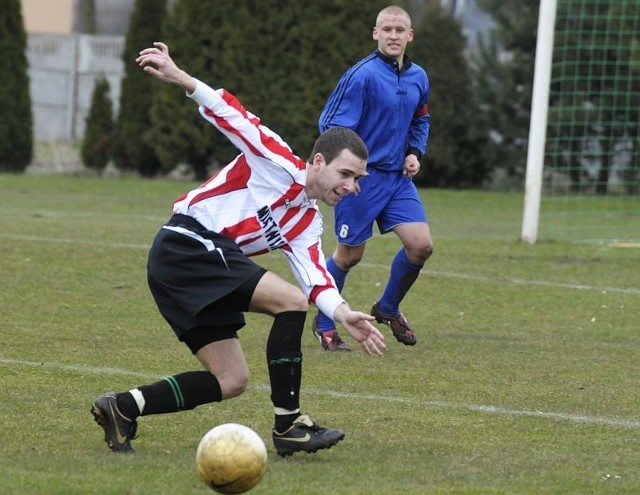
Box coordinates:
[233,0,391,163]
[113,0,166,177]
[148,0,391,179]
[0,0,33,172]
[146,0,240,179]
[472,0,539,189]
[412,3,488,188]
[81,76,114,174]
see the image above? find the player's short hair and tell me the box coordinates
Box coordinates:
[309,127,368,165]
[376,5,411,27]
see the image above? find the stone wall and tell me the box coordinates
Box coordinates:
[27,33,124,141]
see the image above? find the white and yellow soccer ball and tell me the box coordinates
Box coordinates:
[196,423,268,494]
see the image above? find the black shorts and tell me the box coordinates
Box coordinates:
[147,214,266,350]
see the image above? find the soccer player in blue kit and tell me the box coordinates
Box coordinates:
[313,5,433,351]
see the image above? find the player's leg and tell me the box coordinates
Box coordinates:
[195,338,249,399]
[312,242,366,351]
[313,170,387,351]
[395,221,433,266]
[379,221,433,313]
[248,271,346,456]
[91,224,260,453]
[119,242,264,417]
[90,328,236,454]
[247,270,308,430]
[371,178,433,345]
[333,241,367,269]
[247,270,308,315]
[91,267,258,454]
[124,329,244,417]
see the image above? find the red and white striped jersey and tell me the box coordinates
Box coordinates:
[172,79,345,320]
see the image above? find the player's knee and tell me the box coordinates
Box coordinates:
[264,287,308,313]
[219,371,249,399]
[334,244,365,270]
[336,251,363,270]
[280,290,308,312]
[407,240,433,265]
[345,254,363,269]
[421,240,434,260]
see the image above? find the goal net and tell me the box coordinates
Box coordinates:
[522,0,640,245]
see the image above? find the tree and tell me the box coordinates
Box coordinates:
[232,0,391,165]
[81,76,114,174]
[147,0,391,179]
[0,0,33,172]
[471,0,539,189]
[412,2,489,188]
[112,0,166,177]
[146,0,240,179]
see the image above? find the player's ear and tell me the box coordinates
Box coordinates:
[312,153,326,170]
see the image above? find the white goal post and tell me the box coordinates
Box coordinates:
[521,0,558,244]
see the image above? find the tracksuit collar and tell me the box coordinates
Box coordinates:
[375,50,413,73]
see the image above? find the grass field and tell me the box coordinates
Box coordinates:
[1,174,639,495]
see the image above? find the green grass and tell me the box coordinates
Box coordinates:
[539,194,640,244]
[1,174,638,494]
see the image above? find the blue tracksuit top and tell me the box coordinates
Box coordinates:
[319,51,430,173]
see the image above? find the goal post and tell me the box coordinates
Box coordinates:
[521,0,558,245]
[521,0,640,245]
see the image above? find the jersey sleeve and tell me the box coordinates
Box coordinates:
[407,73,431,156]
[318,69,365,133]
[281,222,345,321]
[188,79,305,175]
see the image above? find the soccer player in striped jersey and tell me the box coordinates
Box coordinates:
[91,42,386,457]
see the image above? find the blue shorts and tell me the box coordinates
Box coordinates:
[334,168,428,246]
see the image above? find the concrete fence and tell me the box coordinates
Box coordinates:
[28,33,125,141]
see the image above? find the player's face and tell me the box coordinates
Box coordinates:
[373,12,413,62]
[312,149,367,206]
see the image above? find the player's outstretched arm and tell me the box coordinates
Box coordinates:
[333,304,386,356]
[135,41,196,94]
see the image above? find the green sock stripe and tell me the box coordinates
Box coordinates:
[269,356,302,365]
[164,376,185,408]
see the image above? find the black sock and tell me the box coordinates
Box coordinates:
[266,311,306,420]
[120,371,222,417]
[115,392,139,419]
[275,412,300,432]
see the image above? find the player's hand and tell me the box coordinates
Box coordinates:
[403,154,421,178]
[136,42,196,92]
[340,311,386,356]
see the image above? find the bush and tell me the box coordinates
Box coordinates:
[81,76,114,174]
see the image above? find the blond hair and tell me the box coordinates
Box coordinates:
[376,5,412,28]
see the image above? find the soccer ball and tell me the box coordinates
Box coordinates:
[195,423,268,494]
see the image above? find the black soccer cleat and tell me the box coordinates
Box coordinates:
[91,392,138,453]
[272,414,345,457]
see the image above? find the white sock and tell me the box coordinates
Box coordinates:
[273,407,300,416]
[129,388,146,415]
